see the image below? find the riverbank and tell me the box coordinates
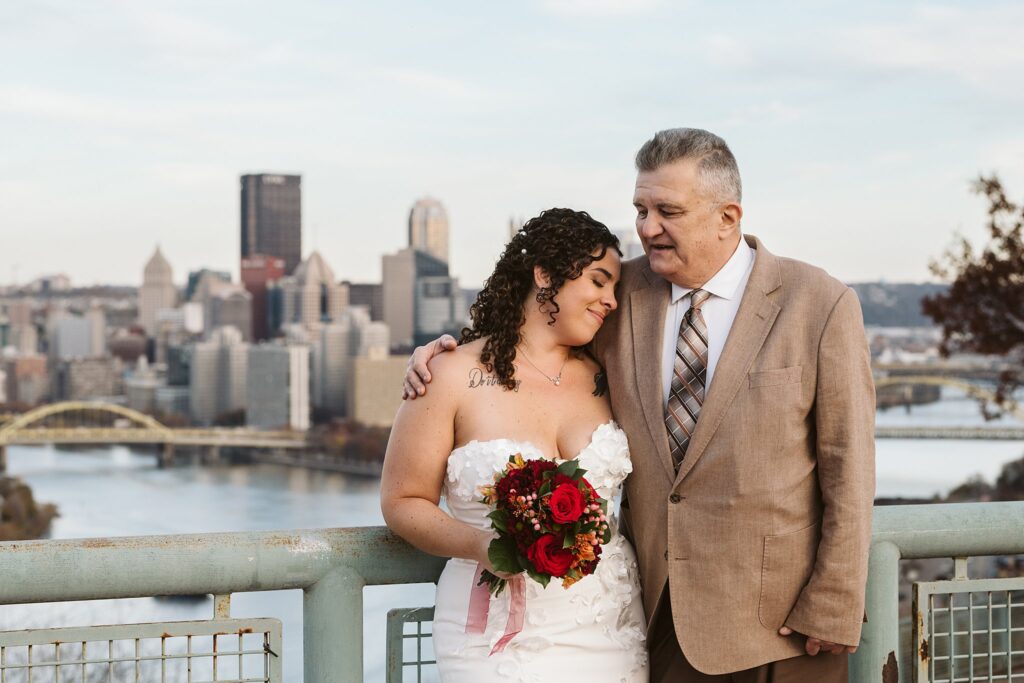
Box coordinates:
[0,476,58,541]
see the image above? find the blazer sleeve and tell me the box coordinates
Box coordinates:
[784,287,876,645]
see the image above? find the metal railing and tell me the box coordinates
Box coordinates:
[854,502,1024,682]
[4,503,1024,682]
[0,528,445,682]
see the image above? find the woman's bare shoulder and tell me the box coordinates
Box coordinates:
[427,339,486,390]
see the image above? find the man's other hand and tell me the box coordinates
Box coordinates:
[403,335,458,399]
[778,626,857,656]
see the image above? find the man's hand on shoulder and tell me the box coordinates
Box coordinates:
[403,334,458,400]
[778,626,857,656]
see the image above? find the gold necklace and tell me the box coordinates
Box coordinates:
[517,347,568,386]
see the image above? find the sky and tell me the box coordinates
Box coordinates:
[2,0,1023,289]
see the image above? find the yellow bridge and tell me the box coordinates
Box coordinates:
[0,401,308,472]
[874,374,1024,421]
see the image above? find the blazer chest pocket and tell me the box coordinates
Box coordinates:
[748,365,802,388]
[757,521,820,630]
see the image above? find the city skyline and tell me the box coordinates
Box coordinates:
[3,1,1023,289]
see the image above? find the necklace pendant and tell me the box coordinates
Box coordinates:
[553,376,561,386]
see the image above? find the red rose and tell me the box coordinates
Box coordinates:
[527,534,574,577]
[549,482,586,523]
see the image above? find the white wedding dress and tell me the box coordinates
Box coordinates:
[432,421,649,682]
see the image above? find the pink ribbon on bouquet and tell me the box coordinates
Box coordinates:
[465,563,526,655]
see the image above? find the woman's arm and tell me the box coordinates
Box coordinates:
[380,354,502,571]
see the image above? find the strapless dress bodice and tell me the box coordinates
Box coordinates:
[443,421,633,530]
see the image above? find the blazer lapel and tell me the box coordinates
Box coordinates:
[674,235,783,484]
[629,266,676,482]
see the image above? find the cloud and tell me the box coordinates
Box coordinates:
[538,0,665,17]
[831,4,1024,93]
[374,67,481,100]
[722,100,808,127]
[0,85,309,129]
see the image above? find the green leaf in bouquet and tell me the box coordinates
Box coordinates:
[539,480,552,496]
[555,460,581,478]
[486,509,508,533]
[525,566,551,588]
[488,539,523,575]
[562,532,576,549]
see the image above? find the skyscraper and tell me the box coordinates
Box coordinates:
[273,251,347,331]
[382,247,448,351]
[139,247,177,336]
[240,173,302,275]
[247,344,309,431]
[408,198,449,264]
[189,326,249,426]
[312,307,389,418]
[241,254,286,341]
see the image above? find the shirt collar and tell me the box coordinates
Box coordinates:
[670,234,755,304]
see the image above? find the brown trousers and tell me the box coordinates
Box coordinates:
[648,590,849,683]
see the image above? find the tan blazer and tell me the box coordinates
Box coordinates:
[593,235,875,674]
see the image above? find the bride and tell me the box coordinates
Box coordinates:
[380,208,648,681]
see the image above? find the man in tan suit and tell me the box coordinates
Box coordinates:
[406,128,875,681]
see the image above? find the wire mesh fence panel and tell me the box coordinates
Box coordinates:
[385,607,437,683]
[914,577,1024,682]
[0,618,281,683]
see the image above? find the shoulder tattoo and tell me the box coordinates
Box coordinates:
[467,367,521,392]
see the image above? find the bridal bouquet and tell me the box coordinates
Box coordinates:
[478,453,611,595]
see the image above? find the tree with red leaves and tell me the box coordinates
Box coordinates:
[922,175,1024,414]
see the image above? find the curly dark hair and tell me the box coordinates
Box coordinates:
[460,208,621,390]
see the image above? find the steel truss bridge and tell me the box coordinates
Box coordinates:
[0,401,308,472]
[872,368,1024,444]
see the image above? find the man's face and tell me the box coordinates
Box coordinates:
[633,158,727,288]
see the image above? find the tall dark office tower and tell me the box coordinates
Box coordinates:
[240,174,302,275]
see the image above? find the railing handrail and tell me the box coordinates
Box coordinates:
[0,527,445,605]
[6,502,1024,682]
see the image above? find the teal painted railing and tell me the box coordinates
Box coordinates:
[0,528,445,682]
[3,503,1024,681]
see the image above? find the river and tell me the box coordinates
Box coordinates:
[1,389,1022,680]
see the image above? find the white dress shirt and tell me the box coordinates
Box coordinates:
[661,237,756,405]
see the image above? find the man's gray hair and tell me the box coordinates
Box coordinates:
[635,128,742,203]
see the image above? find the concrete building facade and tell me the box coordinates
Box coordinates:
[408,198,449,264]
[53,357,121,401]
[381,247,447,351]
[139,247,177,336]
[2,355,48,405]
[189,326,249,426]
[312,308,390,418]
[349,356,408,427]
[241,254,286,341]
[247,344,309,431]
[275,251,347,331]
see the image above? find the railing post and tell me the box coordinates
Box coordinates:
[303,565,365,683]
[0,444,6,473]
[852,540,902,683]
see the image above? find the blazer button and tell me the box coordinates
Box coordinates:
[669,493,682,504]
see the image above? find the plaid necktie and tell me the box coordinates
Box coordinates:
[665,288,711,471]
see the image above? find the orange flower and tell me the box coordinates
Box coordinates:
[479,484,498,505]
[572,534,596,563]
[561,571,583,589]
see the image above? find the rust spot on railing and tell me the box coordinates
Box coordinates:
[882,650,898,683]
[919,637,929,663]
